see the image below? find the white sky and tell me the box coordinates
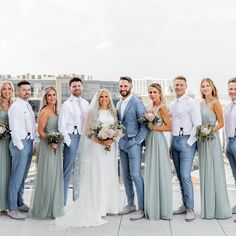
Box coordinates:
[1,0,236,97]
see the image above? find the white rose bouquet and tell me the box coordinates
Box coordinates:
[91,121,124,151]
[138,111,160,126]
[196,124,215,142]
[0,123,10,141]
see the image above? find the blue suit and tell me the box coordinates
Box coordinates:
[117,95,148,209]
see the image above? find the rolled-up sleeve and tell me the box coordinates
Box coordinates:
[8,105,24,150]
[187,100,202,146]
[58,103,71,147]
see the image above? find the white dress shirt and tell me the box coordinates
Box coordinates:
[58,95,89,146]
[224,100,236,138]
[120,94,133,119]
[169,94,202,146]
[8,97,36,150]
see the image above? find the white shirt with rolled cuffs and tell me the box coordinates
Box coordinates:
[169,94,202,146]
[8,97,36,151]
[58,95,89,147]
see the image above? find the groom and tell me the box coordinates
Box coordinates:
[59,77,89,205]
[117,76,148,221]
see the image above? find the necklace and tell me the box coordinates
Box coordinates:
[99,106,109,110]
[205,97,214,103]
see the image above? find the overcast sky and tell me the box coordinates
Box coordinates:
[1,0,236,97]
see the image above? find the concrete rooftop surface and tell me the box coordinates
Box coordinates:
[0,183,235,236]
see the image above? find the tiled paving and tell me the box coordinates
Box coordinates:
[1,184,235,236]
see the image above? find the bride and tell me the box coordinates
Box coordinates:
[55,88,122,227]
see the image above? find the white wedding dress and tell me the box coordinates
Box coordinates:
[55,109,122,228]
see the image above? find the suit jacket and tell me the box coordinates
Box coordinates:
[117,95,148,150]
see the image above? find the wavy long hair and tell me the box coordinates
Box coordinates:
[39,86,58,115]
[0,80,14,105]
[148,83,165,104]
[200,78,218,99]
[88,88,117,129]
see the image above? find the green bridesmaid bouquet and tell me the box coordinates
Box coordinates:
[0,123,10,141]
[196,124,215,142]
[46,132,64,144]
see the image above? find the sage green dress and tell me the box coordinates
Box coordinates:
[198,102,231,219]
[30,116,64,219]
[144,107,173,220]
[0,110,10,211]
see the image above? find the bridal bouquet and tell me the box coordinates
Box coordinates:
[46,132,64,145]
[139,111,160,126]
[92,121,124,151]
[0,123,10,141]
[196,124,215,142]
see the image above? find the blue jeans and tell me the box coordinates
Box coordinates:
[8,139,33,211]
[171,135,196,209]
[120,143,144,209]
[226,137,236,186]
[63,134,80,205]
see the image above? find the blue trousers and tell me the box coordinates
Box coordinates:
[171,135,196,209]
[119,143,144,209]
[63,134,80,205]
[226,137,236,186]
[8,139,33,211]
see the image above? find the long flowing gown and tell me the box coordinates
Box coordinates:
[0,110,10,211]
[198,102,232,219]
[55,109,122,227]
[29,116,64,219]
[144,106,173,220]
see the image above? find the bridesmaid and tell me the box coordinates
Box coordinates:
[29,86,64,219]
[0,81,14,214]
[224,78,236,214]
[144,83,173,220]
[198,78,231,219]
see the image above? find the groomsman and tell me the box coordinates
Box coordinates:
[59,77,89,205]
[224,77,236,214]
[169,76,201,222]
[8,80,35,220]
[117,76,148,221]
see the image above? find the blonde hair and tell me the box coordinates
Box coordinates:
[148,83,165,104]
[200,78,218,99]
[40,86,58,115]
[0,80,14,105]
[97,88,117,118]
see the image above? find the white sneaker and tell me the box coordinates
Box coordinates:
[173,205,186,215]
[119,205,136,215]
[185,209,195,222]
[7,210,26,220]
[130,209,145,221]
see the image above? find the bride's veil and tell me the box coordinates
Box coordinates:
[55,88,119,227]
[72,88,117,201]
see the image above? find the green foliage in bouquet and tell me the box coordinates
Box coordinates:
[0,123,10,141]
[46,132,64,144]
[196,124,215,142]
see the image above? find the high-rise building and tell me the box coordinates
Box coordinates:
[133,77,173,96]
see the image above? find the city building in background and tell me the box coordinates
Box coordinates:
[133,76,175,105]
[0,74,119,118]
